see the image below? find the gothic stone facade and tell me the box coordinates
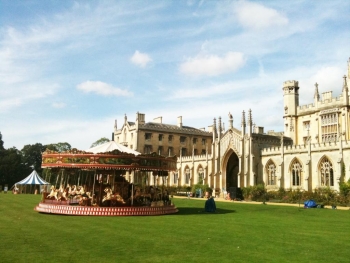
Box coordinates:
[114,59,350,195]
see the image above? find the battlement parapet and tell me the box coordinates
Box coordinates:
[283,80,299,88]
[179,154,212,162]
[320,96,341,104]
[261,140,349,155]
[298,103,315,111]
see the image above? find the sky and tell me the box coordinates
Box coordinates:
[1,0,349,150]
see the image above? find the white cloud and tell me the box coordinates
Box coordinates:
[76,81,133,97]
[234,1,288,30]
[179,52,245,77]
[2,116,115,150]
[130,50,152,68]
[298,66,344,102]
[169,81,239,99]
[0,83,59,113]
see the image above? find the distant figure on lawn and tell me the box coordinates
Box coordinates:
[204,191,216,212]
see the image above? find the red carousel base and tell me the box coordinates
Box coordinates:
[34,202,178,216]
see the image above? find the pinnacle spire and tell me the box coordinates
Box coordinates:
[314,83,320,100]
[343,75,348,92]
[241,111,246,127]
[248,109,252,125]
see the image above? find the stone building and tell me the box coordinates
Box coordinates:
[113,113,213,187]
[113,59,350,196]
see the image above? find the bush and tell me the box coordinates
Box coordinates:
[242,184,266,201]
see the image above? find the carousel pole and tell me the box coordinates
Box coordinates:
[92,170,96,205]
[55,170,60,188]
[60,170,64,188]
[131,170,134,206]
[77,170,81,186]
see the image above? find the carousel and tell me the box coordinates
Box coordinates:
[34,143,178,216]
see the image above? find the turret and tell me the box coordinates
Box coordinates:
[283,80,299,141]
[283,80,299,116]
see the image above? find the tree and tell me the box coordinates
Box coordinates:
[90,137,110,148]
[45,142,71,152]
[21,143,46,173]
[0,147,28,187]
[0,132,4,151]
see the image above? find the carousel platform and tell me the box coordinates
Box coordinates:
[34,202,178,216]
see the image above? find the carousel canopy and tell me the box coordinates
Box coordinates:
[86,141,140,155]
[42,148,177,172]
[14,170,50,185]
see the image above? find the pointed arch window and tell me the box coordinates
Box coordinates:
[291,160,302,186]
[266,161,276,185]
[123,129,127,142]
[173,172,178,185]
[198,167,204,184]
[320,158,334,186]
[185,168,190,184]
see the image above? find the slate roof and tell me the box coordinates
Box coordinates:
[138,122,212,136]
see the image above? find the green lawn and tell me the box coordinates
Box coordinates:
[0,194,349,263]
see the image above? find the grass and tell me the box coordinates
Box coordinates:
[0,194,350,263]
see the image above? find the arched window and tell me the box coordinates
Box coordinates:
[291,160,302,186]
[198,167,204,184]
[173,172,178,185]
[123,129,127,142]
[266,161,276,185]
[185,168,190,184]
[320,158,334,186]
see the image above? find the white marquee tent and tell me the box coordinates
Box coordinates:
[12,170,50,194]
[14,170,50,185]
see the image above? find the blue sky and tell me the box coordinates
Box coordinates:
[1,0,349,150]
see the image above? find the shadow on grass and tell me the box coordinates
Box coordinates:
[176,207,236,215]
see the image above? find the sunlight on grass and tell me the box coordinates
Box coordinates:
[0,194,349,262]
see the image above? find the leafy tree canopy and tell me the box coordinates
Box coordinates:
[0,147,29,186]
[21,143,46,172]
[0,132,4,151]
[90,137,110,148]
[45,142,71,152]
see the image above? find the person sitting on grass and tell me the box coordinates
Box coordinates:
[204,191,216,212]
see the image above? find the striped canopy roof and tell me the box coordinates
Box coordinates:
[15,170,50,185]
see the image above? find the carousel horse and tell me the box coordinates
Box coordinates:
[77,185,85,195]
[46,186,58,200]
[102,187,113,203]
[69,185,77,197]
[57,185,67,201]
[79,191,93,206]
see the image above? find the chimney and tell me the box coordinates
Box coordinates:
[177,116,182,128]
[153,116,162,123]
[136,112,145,125]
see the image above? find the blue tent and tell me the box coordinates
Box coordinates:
[304,199,317,208]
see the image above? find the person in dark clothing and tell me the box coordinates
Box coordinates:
[204,191,216,212]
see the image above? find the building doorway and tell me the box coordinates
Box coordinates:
[225,152,240,198]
